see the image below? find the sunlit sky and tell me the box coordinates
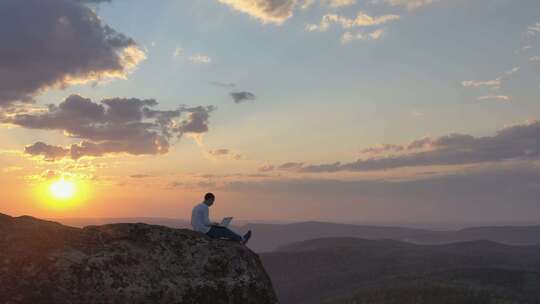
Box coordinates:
[1,0,540,224]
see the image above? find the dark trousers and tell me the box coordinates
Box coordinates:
[207,226,242,242]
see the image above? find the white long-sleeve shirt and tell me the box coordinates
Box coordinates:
[191,202,212,233]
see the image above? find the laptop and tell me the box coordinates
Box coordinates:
[220,217,233,227]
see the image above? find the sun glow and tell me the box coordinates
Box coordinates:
[34,177,89,211]
[50,178,76,200]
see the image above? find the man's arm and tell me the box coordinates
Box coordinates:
[203,207,218,227]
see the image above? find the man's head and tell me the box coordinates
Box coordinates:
[204,192,215,206]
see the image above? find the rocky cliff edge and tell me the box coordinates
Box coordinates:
[0,213,278,304]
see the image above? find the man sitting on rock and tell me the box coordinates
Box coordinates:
[191,192,252,245]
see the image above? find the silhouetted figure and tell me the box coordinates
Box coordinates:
[191,193,252,245]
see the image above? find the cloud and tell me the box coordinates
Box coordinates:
[461,79,501,89]
[230,91,257,103]
[527,22,540,36]
[352,12,400,26]
[341,29,386,43]
[5,94,215,160]
[340,32,363,43]
[2,166,23,173]
[25,142,69,161]
[168,180,217,190]
[279,162,305,170]
[297,121,540,172]
[361,144,404,155]
[173,47,184,58]
[0,0,144,107]
[300,0,316,9]
[173,48,211,64]
[207,148,243,160]
[209,82,256,104]
[227,166,540,200]
[300,0,355,9]
[323,0,356,8]
[222,164,540,222]
[477,95,511,102]
[505,67,520,75]
[41,170,61,181]
[382,0,438,10]
[530,56,540,63]
[180,106,216,133]
[130,174,152,178]
[306,12,399,32]
[258,165,275,172]
[188,54,212,64]
[369,28,385,39]
[208,149,231,156]
[462,67,521,98]
[210,81,237,88]
[216,0,297,24]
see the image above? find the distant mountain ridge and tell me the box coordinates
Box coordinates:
[260,237,540,304]
[241,221,540,252]
[277,237,421,252]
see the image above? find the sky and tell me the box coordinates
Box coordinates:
[1,0,540,224]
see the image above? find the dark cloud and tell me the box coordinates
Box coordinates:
[208,149,231,156]
[180,106,216,133]
[69,140,168,159]
[7,94,215,160]
[222,164,540,223]
[301,121,540,172]
[230,92,256,104]
[130,174,152,178]
[406,137,434,150]
[208,148,243,160]
[208,82,255,104]
[0,0,144,106]
[279,162,305,170]
[360,138,444,155]
[361,144,404,154]
[25,142,69,161]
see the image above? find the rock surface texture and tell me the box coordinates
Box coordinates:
[0,213,278,304]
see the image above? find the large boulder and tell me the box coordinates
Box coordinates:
[0,213,278,304]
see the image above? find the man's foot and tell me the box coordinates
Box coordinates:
[242,230,252,245]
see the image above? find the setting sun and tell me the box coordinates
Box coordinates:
[32,176,90,212]
[49,179,76,200]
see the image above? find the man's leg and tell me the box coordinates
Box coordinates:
[207,226,243,242]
